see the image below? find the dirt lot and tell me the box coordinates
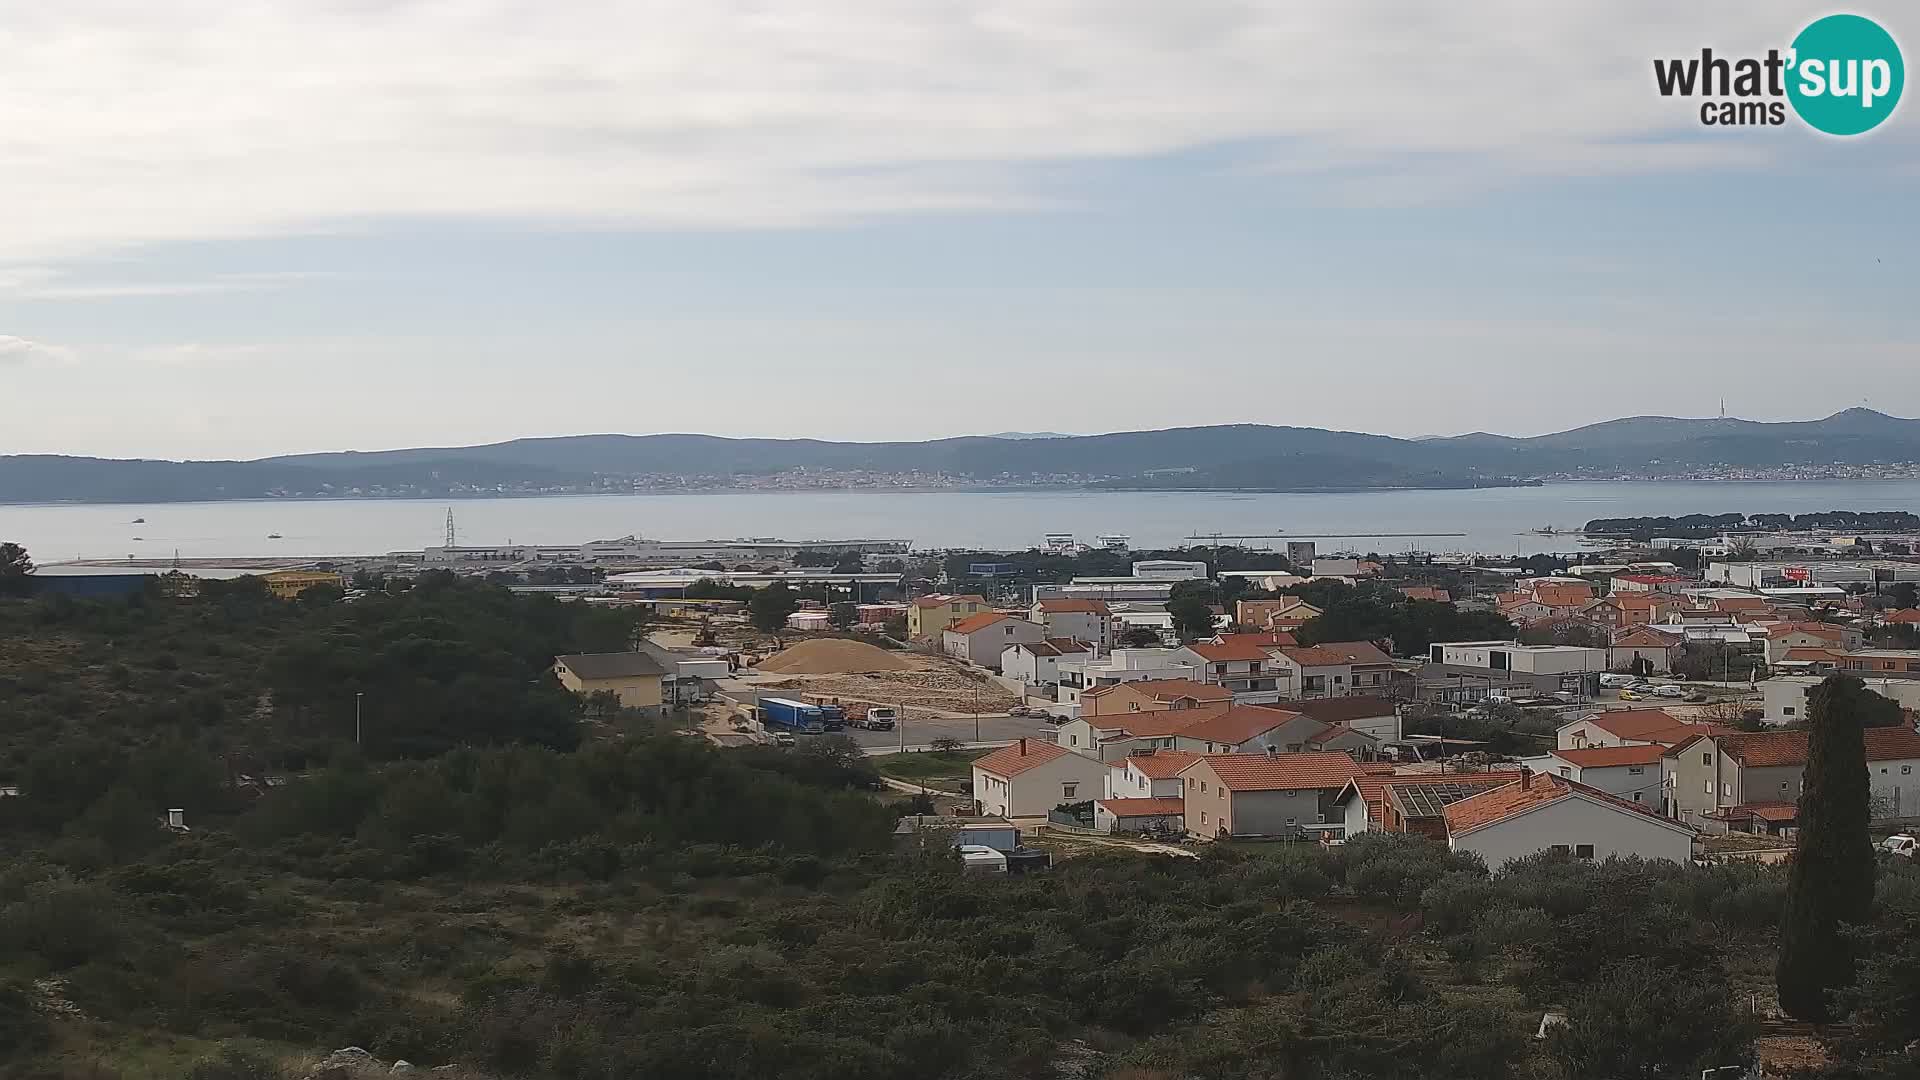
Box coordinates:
[751,652,1019,717]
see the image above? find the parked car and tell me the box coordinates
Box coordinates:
[1617,689,1644,701]
[1007,705,1033,718]
[1650,685,1687,699]
[1883,834,1918,859]
[1045,714,1071,725]
[1550,691,1578,703]
[772,732,797,747]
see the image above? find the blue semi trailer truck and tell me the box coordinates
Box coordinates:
[757,697,828,735]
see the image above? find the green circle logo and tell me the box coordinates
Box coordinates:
[1787,14,1904,135]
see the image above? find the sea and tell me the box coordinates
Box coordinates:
[5,479,1920,564]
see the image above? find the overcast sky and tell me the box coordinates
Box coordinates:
[3,1,1917,459]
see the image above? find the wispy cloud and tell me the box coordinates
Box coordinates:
[12,272,338,301]
[0,335,76,367]
[1,1,1907,262]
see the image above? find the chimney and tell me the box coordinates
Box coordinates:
[1520,767,1532,791]
[1018,738,1027,756]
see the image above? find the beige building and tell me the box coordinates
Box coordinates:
[908,594,991,639]
[1665,726,1920,826]
[971,738,1111,818]
[553,652,668,712]
[260,569,345,600]
[942,612,1045,671]
[1177,752,1362,838]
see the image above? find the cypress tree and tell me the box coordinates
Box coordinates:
[1776,674,1878,1020]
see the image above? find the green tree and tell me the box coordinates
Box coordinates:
[828,602,858,630]
[1168,595,1215,642]
[0,542,32,597]
[1777,674,1878,1021]
[1545,958,1752,1079]
[1118,625,1165,647]
[749,582,800,633]
[1888,581,1919,609]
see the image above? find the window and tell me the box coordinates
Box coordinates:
[1285,818,1296,827]
[1780,781,1789,791]
[1628,766,1644,775]
[1558,767,1571,777]
[1783,707,1796,716]
[1705,779,1713,794]
[1633,792,1643,802]
[1905,766,1913,776]
[1218,788,1225,801]
[1721,782,1731,797]
[1200,811,1208,825]
[1063,784,1077,799]
[1069,735,1078,746]
[1551,844,1570,855]
[1702,753,1712,766]
[1575,844,1595,860]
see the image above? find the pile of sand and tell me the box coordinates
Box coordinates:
[756,638,912,675]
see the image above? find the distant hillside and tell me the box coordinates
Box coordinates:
[5,409,1919,503]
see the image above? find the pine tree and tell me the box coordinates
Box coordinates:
[1776,674,1877,1020]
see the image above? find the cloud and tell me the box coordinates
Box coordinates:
[1,1,1908,262]
[14,272,339,301]
[0,335,76,366]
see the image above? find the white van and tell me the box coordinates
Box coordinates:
[1599,674,1637,688]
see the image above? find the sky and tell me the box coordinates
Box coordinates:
[3,1,1918,460]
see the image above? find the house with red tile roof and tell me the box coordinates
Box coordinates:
[1093,796,1186,835]
[1106,748,1203,800]
[907,594,991,639]
[1332,770,1523,838]
[1080,677,1227,717]
[1881,608,1920,626]
[1607,625,1684,673]
[1442,770,1695,866]
[1271,641,1400,698]
[1169,705,1379,758]
[970,738,1110,818]
[1664,726,1920,827]
[1763,621,1861,663]
[1556,708,1730,752]
[1001,638,1090,687]
[1055,697,1232,760]
[1398,586,1452,603]
[942,611,1045,670]
[1177,752,1363,838]
[1529,743,1666,806]
[1611,574,1693,593]
[1029,598,1115,650]
[1234,597,1322,632]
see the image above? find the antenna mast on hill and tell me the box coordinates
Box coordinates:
[444,508,457,548]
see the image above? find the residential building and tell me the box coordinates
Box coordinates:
[1093,797,1186,835]
[1312,558,1364,577]
[1665,726,1920,826]
[552,652,667,713]
[1764,622,1861,663]
[1174,638,1288,700]
[1029,598,1115,649]
[1272,641,1399,698]
[1762,673,1920,725]
[1000,639,1090,688]
[1840,648,1920,676]
[1178,752,1364,838]
[1442,771,1696,866]
[908,594,991,639]
[261,569,346,600]
[1526,744,1667,806]
[1556,708,1723,751]
[943,613,1045,670]
[1169,706,1379,758]
[1058,707,1229,761]
[1608,626,1684,674]
[971,738,1111,818]
[1063,655,1204,707]
[1579,598,1627,629]
[1398,586,1452,603]
[1286,696,1403,742]
[1106,748,1202,799]
[1611,574,1692,594]
[1333,770,1524,838]
[1235,597,1323,631]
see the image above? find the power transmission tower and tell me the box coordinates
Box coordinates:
[444,508,457,548]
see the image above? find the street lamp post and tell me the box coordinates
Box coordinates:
[354,691,364,746]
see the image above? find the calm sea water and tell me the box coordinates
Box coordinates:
[5,480,1920,563]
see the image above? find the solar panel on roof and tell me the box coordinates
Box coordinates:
[1388,780,1508,819]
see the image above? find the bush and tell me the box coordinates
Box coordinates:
[186,1047,285,1080]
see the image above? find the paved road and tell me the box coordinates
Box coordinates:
[842,713,1058,751]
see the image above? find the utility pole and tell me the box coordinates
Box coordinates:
[355,691,364,746]
[973,684,981,744]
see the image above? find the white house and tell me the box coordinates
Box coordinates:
[971,738,1111,818]
[1555,709,1705,750]
[1105,748,1202,799]
[1055,648,1199,705]
[1524,744,1666,807]
[1000,639,1090,688]
[1272,641,1398,698]
[943,612,1046,671]
[1442,771,1696,867]
[1173,637,1289,701]
[1762,674,1920,725]
[1429,641,1610,675]
[1029,598,1115,649]
[1169,706,1379,758]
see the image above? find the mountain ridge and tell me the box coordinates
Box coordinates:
[3,409,1917,503]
